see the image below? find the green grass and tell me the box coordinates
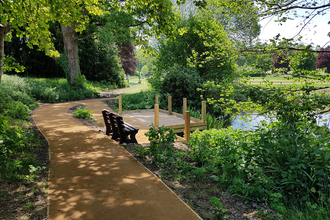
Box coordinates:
[117,77,150,94]
[247,76,330,92]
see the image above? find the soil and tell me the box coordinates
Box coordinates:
[0,117,49,220]
[67,105,279,220]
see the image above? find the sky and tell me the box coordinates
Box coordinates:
[258,15,330,48]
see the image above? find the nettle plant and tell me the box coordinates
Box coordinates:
[73,105,95,122]
[137,125,177,164]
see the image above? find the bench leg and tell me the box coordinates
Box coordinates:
[130,132,138,144]
[112,132,120,140]
[119,133,128,144]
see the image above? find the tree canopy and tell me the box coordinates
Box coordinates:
[154,15,236,82]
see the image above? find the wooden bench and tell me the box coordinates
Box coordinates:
[102,109,139,144]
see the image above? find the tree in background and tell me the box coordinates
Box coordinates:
[290,50,317,72]
[4,23,125,87]
[78,34,125,86]
[57,0,180,86]
[117,41,137,81]
[154,15,235,83]
[198,0,261,45]
[160,64,204,110]
[272,53,290,73]
[141,65,149,77]
[0,0,66,83]
[173,0,261,45]
[316,46,330,73]
[136,49,156,77]
[0,0,181,86]
[4,25,65,78]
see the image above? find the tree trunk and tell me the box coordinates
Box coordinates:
[60,24,80,85]
[0,24,10,84]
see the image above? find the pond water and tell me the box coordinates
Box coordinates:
[231,114,330,130]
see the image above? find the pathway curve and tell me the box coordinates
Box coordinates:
[33,98,201,220]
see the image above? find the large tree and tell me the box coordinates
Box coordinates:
[173,0,261,45]
[56,0,182,85]
[0,0,103,84]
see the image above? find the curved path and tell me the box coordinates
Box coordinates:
[33,98,201,220]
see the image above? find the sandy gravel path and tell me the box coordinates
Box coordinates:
[32,98,201,220]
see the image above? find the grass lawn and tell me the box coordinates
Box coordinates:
[118,77,150,94]
[248,76,330,89]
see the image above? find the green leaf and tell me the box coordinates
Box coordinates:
[210,175,220,182]
[324,151,330,161]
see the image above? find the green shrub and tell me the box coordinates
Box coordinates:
[0,87,31,120]
[120,90,167,110]
[73,106,95,122]
[137,125,177,164]
[188,122,330,212]
[26,77,99,103]
[160,65,204,111]
[0,116,37,179]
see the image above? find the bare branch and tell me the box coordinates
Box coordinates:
[261,2,330,16]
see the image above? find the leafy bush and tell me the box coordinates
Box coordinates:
[73,106,95,122]
[78,36,126,87]
[188,123,330,213]
[138,125,177,164]
[120,90,167,110]
[0,116,37,179]
[26,77,99,103]
[0,86,31,121]
[160,65,204,111]
[290,50,317,71]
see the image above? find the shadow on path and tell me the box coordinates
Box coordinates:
[33,99,200,220]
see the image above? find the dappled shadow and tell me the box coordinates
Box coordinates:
[33,100,200,220]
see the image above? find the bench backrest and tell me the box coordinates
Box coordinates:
[102,109,120,135]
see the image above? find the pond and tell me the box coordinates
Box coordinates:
[231,114,330,130]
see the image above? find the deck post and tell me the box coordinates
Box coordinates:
[183,98,187,119]
[185,111,190,141]
[168,96,172,115]
[154,104,159,127]
[119,95,122,115]
[155,94,159,104]
[202,101,206,123]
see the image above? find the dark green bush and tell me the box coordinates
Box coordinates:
[160,65,204,111]
[120,90,167,110]
[0,87,31,121]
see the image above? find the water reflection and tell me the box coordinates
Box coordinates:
[231,114,330,130]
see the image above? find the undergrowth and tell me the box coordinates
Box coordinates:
[138,124,330,219]
[0,74,107,180]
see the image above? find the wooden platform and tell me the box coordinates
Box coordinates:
[122,109,207,133]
